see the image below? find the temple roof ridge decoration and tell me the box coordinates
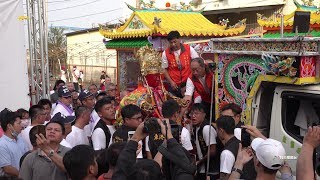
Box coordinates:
[257,0,320,29]
[100,3,246,39]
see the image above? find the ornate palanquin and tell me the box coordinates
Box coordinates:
[208,37,320,124]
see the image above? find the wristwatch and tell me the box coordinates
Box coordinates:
[232,167,243,175]
[48,149,55,158]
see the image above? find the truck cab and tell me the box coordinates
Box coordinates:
[252,82,320,175]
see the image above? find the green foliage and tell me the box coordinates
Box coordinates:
[48,26,67,78]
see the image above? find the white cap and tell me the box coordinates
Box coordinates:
[251,138,286,170]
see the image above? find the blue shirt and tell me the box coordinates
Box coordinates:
[0,134,27,176]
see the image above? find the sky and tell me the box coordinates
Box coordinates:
[46,0,195,29]
[47,0,128,29]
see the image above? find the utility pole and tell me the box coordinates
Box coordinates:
[26,0,50,104]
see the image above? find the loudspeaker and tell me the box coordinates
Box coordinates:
[292,11,311,33]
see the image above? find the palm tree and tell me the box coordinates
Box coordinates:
[48,26,66,80]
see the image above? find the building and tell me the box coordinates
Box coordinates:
[66,27,117,87]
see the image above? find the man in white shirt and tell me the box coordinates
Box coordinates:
[220,103,253,148]
[184,58,215,119]
[220,103,244,141]
[52,86,75,117]
[189,103,218,180]
[78,90,98,137]
[21,105,47,150]
[51,112,76,148]
[92,97,116,150]
[72,66,80,92]
[216,115,256,180]
[66,106,91,147]
[162,30,199,97]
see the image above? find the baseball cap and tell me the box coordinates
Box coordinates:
[58,86,72,97]
[51,112,75,124]
[251,138,286,170]
[79,90,94,101]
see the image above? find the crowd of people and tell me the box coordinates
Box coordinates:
[0,80,319,180]
[0,30,319,180]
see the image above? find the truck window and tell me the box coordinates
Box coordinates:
[281,92,320,143]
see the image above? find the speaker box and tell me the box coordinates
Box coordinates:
[292,11,311,33]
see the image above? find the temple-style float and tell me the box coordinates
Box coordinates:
[100,1,246,90]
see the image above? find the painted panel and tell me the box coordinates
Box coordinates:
[217,54,266,110]
[123,15,149,31]
[300,56,316,78]
[118,51,141,90]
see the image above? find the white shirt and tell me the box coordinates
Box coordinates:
[137,140,143,158]
[72,69,80,83]
[294,100,319,136]
[84,110,100,136]
[91,110,100,127]
[66,126,90,147]
[20,126,34,151]
[195,125,217,173]
[60,139,72,148]
[145,127,193,152]
[52,103,75,117]
[234,128,241,141]
[92,125,115,150]
[185,76,213,100]
[161,46,199,69]
[220,150,235,174]
[21,119,31,129]
[61,74,67,83]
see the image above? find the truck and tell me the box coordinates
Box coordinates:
[189,37,320,177]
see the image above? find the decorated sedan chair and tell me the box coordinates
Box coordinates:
[115,46,189,126]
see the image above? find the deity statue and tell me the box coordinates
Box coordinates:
[116,46,188,126]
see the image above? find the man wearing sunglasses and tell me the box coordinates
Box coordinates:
[52,86,75,117]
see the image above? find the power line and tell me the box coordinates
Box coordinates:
[49,8,122,22]
[47,0,82,4]
[103,16,127,24]
[23,0,82,5]
[48,0,103,12]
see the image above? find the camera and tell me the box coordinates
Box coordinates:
[143,118,161,134]
[143,118,182,141]
[208,62,216,70]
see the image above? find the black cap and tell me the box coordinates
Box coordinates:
[58,86,72,97]
[51,112,75,124]
[79,90,94,101]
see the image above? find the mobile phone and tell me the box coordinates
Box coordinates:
[241,128,251,148]
[128,131,135,140]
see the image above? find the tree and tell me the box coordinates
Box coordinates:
[48,26,66,80]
